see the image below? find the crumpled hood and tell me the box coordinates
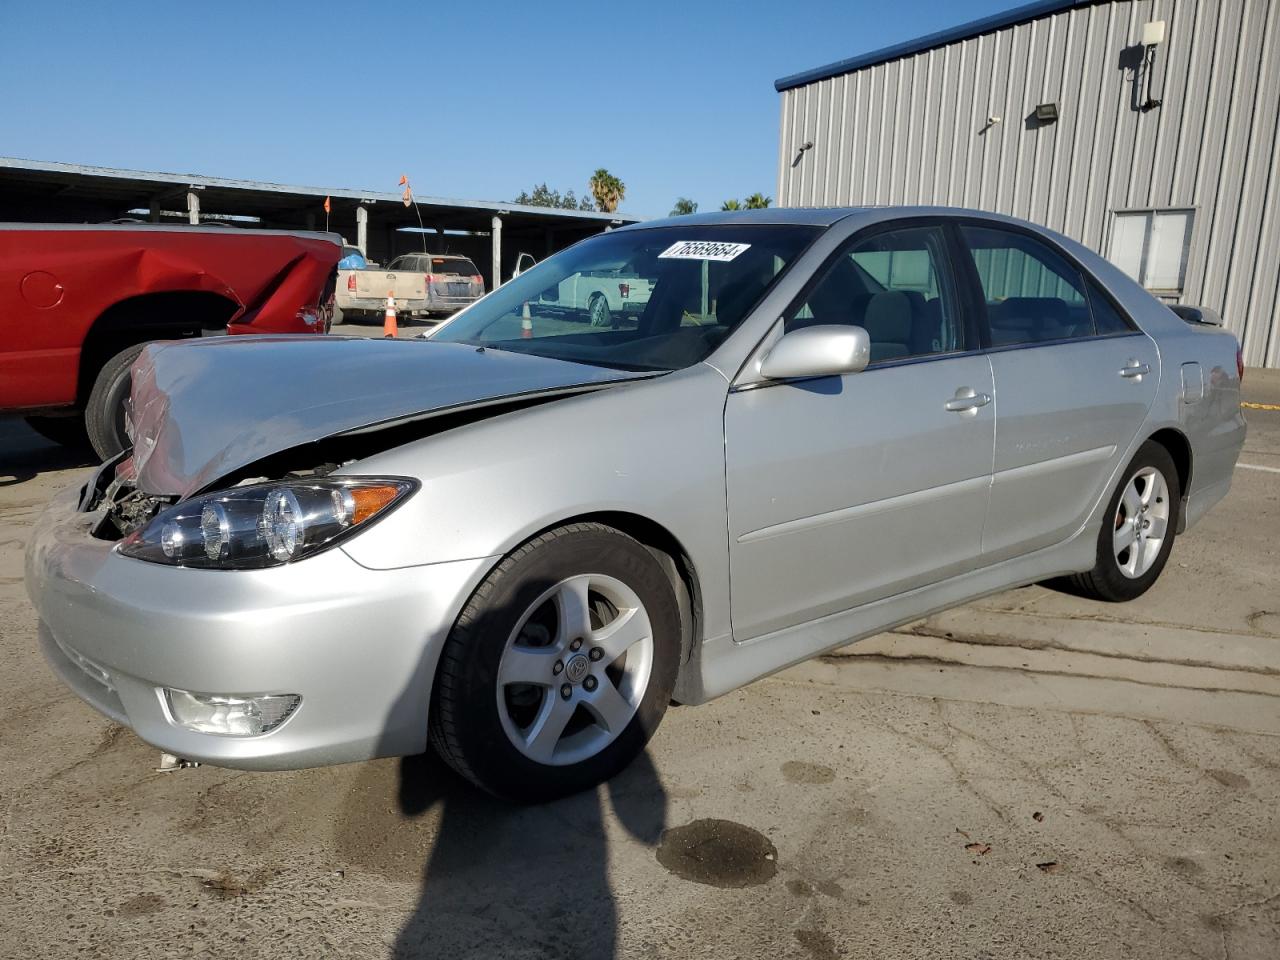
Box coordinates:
[124,336,649,496]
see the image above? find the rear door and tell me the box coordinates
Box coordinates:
[724,221,995,641]
[957,223,1159,562]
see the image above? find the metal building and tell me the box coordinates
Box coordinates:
[775,0,1280,368]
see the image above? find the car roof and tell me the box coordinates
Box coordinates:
[618,205,1064,234]
[619,207,864,230]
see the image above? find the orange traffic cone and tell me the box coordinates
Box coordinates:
[383,292,398,338]
[521,301,533,339]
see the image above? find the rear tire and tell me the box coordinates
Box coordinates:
[429,523,680,803]
[587,293,612,328]
[85,343,148,460]
[1063,440,1180,602]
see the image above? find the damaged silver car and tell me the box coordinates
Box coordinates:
[26,208,1247,801]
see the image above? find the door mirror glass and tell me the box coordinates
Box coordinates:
[759,325,870,380]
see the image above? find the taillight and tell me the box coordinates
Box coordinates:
[471,274,483,286]
[346,274,357,291]
[425,273,436,285]
[1238,345,1245,382]
[619,282,630,298]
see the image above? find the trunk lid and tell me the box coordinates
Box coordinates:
[352,268,425,302]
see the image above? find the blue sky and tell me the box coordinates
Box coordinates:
[2,0,1020,219]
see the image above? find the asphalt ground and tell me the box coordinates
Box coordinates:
[0,371,1276,959]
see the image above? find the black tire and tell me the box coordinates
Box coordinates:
[587,293,612,328]
[1062,440,1180,602]
[430,522,681,803]
[85,343,147,460]
[23,414,91,451]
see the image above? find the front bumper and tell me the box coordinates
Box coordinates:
[25,479,494,770]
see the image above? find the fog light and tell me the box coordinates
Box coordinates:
[165,689,300,736]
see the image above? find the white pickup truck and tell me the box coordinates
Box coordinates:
[336,253,483,324]
[535,259,654,327]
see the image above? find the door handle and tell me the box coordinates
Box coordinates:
[944,388,992,412]
[1120,362,1151,379]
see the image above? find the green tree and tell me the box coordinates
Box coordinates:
[720,198,742,211]
[513,183,592,210]
[589,169,626,213]
[743,192,772,209]
[669,197,698,216]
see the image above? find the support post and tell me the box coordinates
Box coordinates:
[491,215,503,288]
[186,191,200,225]
[148,197,160,223]
[356,205,368,256]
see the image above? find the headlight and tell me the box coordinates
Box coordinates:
[119,477,416,569]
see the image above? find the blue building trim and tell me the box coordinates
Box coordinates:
[774,0,1105,92]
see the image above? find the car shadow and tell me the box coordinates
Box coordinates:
[0,418,95,487]
[380,748,667,959]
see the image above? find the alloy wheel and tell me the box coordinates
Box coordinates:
[496,574,654,766]
[1112,465,1170,579]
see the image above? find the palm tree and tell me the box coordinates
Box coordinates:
[589,169,626,213]
[670,197,698,216]
[743,192,772,209]
[720,198,742,211]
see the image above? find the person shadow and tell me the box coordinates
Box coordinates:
[386,747,668,960]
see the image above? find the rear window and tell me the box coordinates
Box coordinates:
[431,257,478,276]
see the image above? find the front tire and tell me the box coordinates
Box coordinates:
[85,343,148,460]
[1064,440,1180,602]
[429,523,680,802]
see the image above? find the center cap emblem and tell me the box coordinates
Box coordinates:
[565,655,590,684]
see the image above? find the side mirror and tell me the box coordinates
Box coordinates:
[759,325,871,380]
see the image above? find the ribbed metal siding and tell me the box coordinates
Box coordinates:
[777,0,1280,367]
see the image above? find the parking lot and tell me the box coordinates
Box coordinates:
[0,374,1276,960]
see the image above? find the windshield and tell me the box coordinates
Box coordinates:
[431,225,818,371]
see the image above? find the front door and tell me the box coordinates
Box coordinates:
[724,223,996,642]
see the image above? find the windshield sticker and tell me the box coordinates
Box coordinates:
[658,240,751,262]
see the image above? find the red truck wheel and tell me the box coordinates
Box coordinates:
[85,343,147,460]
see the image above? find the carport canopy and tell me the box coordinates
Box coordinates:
[0,157,638,289]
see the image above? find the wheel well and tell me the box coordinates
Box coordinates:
[77,292,240,405]
[1148,427,1192,501]
[552,511,702,666]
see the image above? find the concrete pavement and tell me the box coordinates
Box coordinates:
[0,387,1277,959]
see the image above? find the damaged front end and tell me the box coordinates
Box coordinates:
[82,335,654,554]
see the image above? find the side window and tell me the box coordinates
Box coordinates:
[961,225,1091,346]
[387,255,409,271]
[1086,281,1134,336]
[786,225,963,363]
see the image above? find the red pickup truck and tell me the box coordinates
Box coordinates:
[1,223,341,458]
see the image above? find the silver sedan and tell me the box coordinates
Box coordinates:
[26,208,1247,801]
